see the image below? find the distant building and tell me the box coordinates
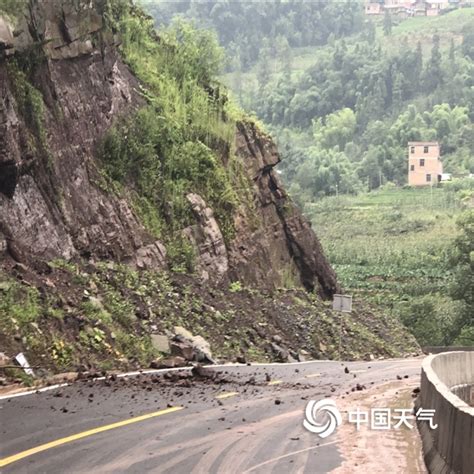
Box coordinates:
[364,0,467,16]
[366,2,383,14]
[408,142,443,186]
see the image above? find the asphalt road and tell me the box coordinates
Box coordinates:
[0,358,422,473]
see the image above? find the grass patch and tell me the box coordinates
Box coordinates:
[306,186,467,346]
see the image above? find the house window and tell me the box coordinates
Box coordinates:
[410,146,415,154]
[420,159,425,167]
[424,146,429,153]
[410,164,415,171]
[426,174,431,182]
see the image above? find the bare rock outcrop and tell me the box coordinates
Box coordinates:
[0,1,165,269]
[228,121,339,297]
[184,193,229,282]
[0,0,338,299]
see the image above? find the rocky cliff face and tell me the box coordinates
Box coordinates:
[0,1,168,270]
[0,2,421,377]
[0,0,338,298]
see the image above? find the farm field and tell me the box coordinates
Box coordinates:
[305,186,468,346]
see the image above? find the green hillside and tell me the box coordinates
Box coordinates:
[306,185,473,346]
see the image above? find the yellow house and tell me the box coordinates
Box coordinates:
[408,141,443,186]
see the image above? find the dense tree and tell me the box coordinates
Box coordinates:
[145,2,473,197]
[423,34,443,92]
[146,0,365,71]
[449,210,474,345]
[383,10,392,36]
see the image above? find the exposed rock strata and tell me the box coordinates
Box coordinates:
[0,1,338,298]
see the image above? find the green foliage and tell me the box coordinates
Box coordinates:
[307,187,469,346]
[50,339,74,369]
[166,235,196,273]
[7,61,46,147]
[98,4,248,264]
[229,281,242,293]
[79,327,109,352]
[383,10,393,36]
[114,331,155,367]
[398,295,464,346]
[147,1,365,71]
[313,108,357,151]
[291,147,361,200]
[0,279,40,334]
[184,5,473,198]
[0,0,24,18]
[449,209,474,338]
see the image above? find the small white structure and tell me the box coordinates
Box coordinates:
[333,294,352,313]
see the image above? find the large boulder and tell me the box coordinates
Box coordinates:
[151,334,170,354]
[172,326,215,364]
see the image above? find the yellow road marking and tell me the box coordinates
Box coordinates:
[0,406,183,468]
[305,373,321,378]
[215,391,239,399]
[267,380,282,386]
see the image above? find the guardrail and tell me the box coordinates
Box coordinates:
[416,351,474,473]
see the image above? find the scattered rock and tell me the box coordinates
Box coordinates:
[88,296,104,310]
[396,375,402,380]
[0,352,9,367]
[272,335,282,344]
[170,341,195,361]
[150,356,186,369]
[355,384,366,391]
[344,367,350,374]
[192,335,214,364]
[135,241,167,271]
[274,399,282,405]
[298,349,310,362]
[270,343,288,362]
[151,335,170,354]
[191,365,214,378]
[172,326,215,364]
[13,262,28,274]
[174,326,194,341]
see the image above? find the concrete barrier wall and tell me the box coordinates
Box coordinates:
[451,384,474,407]
[417,351,474,473]
[422,346,474,354]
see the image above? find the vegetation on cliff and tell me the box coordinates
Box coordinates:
[143,2,473,347]
[99,3,245,266]
[0,0,422,384]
